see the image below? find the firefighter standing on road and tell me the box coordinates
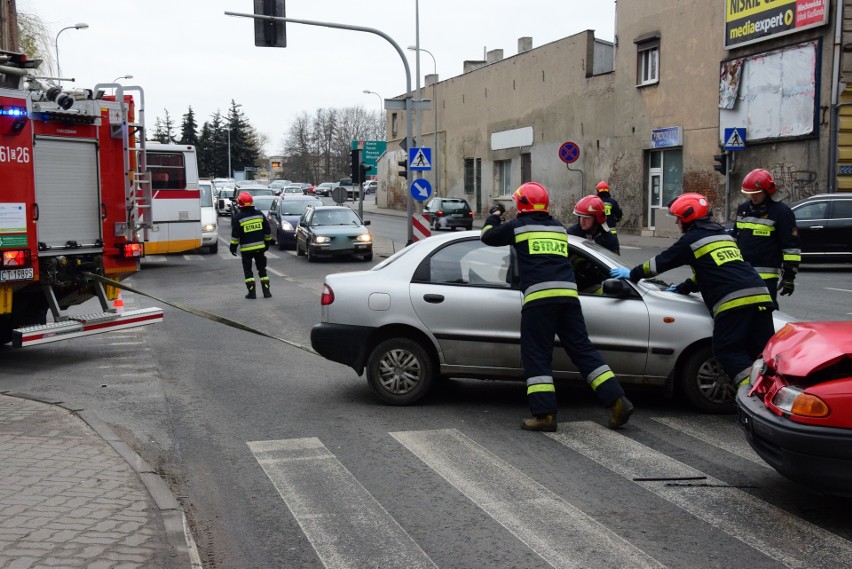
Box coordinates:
[567,194,619,254]
[481,182,634,432]
[230,192,273,299]
[596,180,623,254]
[731,168,801,308]
[610,193,775,391]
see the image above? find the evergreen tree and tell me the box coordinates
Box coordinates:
[179,106,199,148]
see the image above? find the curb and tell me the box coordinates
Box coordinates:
[2,391,203,569]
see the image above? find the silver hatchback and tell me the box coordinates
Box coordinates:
[311,232,794,413]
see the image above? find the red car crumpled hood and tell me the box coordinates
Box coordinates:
[764,322,852,378]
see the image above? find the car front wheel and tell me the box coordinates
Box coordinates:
[679,344,734,413]
[366,337,435,405]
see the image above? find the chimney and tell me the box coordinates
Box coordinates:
[518,37,533,54]
[486,49,504,64]
[425,73,439,87]
[463,60,487,73]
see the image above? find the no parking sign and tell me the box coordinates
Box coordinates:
[559,141,580,164]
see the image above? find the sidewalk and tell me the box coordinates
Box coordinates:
[0,392,199,569]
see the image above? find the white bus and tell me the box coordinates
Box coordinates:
[143,143,202,254]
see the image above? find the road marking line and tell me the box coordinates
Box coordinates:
[266,252,280,259]
[650,416,769,468]
[247,438,436,569]
[391,428,663,569]
[548,422,852,568]
[825,287,852,293]
[183,254,204,260]
[267,268,287,277]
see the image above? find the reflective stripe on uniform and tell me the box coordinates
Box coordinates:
[691,234,738,257]
[753,266,781,279]
[642,258,658,277]
[527,375,556,395]
[782,248,802,263]
[712,288,773,317]
[523,281,578,305]
[587,365,615,390]
[735,217,776,236]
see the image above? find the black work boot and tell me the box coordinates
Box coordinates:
[261,280,272,298]
[608,396,634,429]
[245,283,256,299]
[521,414,557,432]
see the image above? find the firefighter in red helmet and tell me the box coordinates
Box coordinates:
[610,193,775,402]
[230,191,273,299]
[567,194,619,254]
[481,182,634,432]
[595,180,623,254]
[732,168,801,308]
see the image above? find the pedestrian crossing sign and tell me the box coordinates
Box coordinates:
[409,147,432,171]
[723,128,746,151]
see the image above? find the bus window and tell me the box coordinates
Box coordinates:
[149,152,187,189]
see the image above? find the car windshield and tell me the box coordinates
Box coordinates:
[312,209,361,226]
[253,197,276,211]
[199,184,214,206]
[280,200,320,215]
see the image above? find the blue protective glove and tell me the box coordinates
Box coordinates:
[666,284,678,292]
[609,267,630,280]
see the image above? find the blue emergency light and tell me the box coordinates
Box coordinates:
[0,105,28,117]
[0,105,29,134]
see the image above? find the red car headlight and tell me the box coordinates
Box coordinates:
[772,386,830,418]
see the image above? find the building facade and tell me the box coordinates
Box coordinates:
[381,0,848,237]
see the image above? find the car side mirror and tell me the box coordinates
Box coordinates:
[299,220,307,227]
[363,220,371,226]
[602,278,635,298]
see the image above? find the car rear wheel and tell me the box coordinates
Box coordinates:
[679,344,735,413]
[366,337,435,405]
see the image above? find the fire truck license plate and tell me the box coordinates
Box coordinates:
[0,268,34,282]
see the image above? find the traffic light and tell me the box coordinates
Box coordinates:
[713,153,728,175]
[360,163,371,185]
[351,149,362,183]
[397,159,408,179]
[254,0,286,48]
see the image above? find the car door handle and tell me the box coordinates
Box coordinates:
[809,225,824,230]
[423,294,445,304]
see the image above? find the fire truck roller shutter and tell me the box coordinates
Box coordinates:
[33,137,102,254]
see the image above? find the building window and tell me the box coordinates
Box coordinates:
[464,159,474,194]
[391,113,399,138]
[496,160,512,196]
[635,33,660,87]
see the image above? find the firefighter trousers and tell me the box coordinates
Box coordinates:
[241,250,268,283]
[712,304,775,386]
[521,301,625,417]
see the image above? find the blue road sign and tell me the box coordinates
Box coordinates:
[410,178,432,201]
[409,147,432,171]
[558,141,580,164]
[723,128,746,151]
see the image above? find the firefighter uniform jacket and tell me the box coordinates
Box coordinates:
[231,206,272,253]
[566,222,619,254]
[481,211,578,308]
[598,191,623,231]
[626,218,773,318]
[731,199,801,281]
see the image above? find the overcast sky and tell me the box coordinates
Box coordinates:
[20,1,615,154]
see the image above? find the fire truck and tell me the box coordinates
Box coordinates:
[0,50,163,347]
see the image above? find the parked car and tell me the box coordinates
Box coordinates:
[314,182,339,197]
[362,180,378,194]
[311,232,794,410]
[788,193,852,263]
[268,195,323,249]
[737,321,852,496]
[295,205,372,262]
[215,184,236,216]
[294,182,315,195]
[424,197,475,231]
[251,195,277,217]
[198,180,219,253]
[269,180,292,194]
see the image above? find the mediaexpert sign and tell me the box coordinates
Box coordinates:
[725,0,829,50]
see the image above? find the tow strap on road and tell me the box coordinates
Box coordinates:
[84,272,318,356]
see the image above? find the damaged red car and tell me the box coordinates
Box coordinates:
[736,321,852,496]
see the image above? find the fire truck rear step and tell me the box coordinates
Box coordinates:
[12,307,164,348]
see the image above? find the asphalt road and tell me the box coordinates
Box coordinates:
[2,211,850,568]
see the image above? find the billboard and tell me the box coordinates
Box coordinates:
[725,0,829,50]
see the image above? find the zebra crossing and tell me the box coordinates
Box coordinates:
[248,420,852,569]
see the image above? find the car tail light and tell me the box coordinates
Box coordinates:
[436,209,443,217]
[467,211,473,217]
[772,386,830,418]
[2,249,29,267]
[321,283,335,305]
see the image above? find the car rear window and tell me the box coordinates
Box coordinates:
[441,200,470,213]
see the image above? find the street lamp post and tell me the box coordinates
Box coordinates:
[362,89,384,136]
[55,23,89,80]
[226,127,232,179]
[408,45,439,196]
[113,74,133,83]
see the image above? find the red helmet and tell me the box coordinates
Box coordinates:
[237,192,254,207]
[513,182,549,213]
[741,168,777,196]
[574,195,607,224]
[596,180,610,193]
[668,193,710,224]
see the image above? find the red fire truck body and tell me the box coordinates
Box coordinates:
[0,52,162,347]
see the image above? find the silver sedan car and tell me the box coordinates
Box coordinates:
[311,232,793,413]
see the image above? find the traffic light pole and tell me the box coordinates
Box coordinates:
[225,10,416,244]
